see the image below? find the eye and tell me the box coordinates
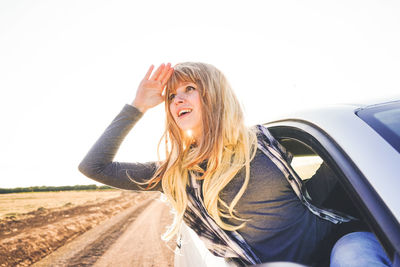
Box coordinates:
[186,85,196,92]
[168,93,176,101]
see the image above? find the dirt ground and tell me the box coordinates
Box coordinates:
[0,190,174,267]
[0,190,123,218]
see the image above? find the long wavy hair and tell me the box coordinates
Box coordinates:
[147,62,257,240]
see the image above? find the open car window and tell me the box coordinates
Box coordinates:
[279,138,323,180]
[277,136,355,211]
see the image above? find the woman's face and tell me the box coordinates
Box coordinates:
[169,81,203,141]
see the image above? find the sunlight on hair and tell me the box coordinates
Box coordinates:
[186,129,193,138]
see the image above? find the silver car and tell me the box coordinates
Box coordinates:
[175,99,400,267]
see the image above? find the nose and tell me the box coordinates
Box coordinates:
[173,93,186,104]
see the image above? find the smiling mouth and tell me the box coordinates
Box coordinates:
[178,109,192,117]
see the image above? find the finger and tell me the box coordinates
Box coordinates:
[161,67,174,86]
[143,65,154,80]
[157,63,172,83]
[149,63,165,81]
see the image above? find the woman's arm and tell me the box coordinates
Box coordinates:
[79,63,174,191]
[78,104,161,191]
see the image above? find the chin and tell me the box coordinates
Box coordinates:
[177,123,194,133]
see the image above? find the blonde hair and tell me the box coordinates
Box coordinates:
[147,62,257,240]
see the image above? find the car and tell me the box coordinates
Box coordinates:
[174,99,400,267]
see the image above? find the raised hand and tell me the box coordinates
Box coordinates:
[132,63,174,113]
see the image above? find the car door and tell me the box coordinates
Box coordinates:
[266,121,400,266]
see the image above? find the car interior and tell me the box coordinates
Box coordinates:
[277,137,364,219]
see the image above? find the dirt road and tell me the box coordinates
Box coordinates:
[0,191,175,267]
[93,199,175,267]
[32,197,175,267]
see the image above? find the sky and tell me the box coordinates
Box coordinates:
[1,0,399,188]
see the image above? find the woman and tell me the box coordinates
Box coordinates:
[79,62,391,266]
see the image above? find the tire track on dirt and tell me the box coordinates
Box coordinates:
[93,199,175,267]
[32,195,158,267]
[66,199,155,267]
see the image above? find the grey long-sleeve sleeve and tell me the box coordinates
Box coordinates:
[78,104,162,191]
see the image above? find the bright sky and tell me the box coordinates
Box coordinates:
[1,0,399,188]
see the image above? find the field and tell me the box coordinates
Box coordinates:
[0,190,160,266]
[0,190,122,218]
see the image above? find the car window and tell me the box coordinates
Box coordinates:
[357,101,400,153]
[279,138,344,207]
[279,138,322,180]
[291,155,322,180]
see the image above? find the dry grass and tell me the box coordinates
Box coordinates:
[0,190,122,218]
